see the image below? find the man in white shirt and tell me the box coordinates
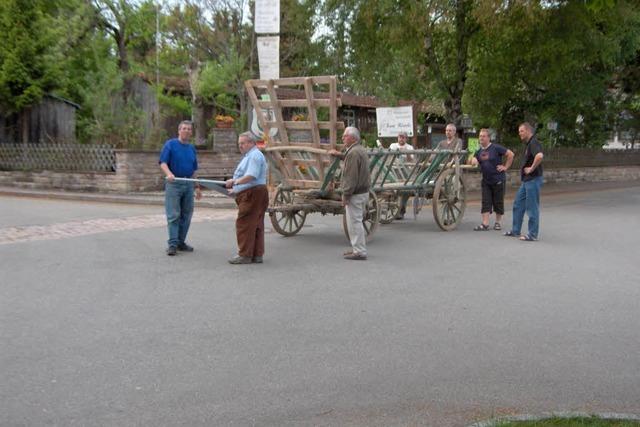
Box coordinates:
[389,131,414,161]
[389,132,414,219]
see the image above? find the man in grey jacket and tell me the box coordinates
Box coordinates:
[329,127,370,260]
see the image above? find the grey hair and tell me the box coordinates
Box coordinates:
[344,126,361,142]
[239,131,257,144]
[446,123,457,131]
[178,120,193,129]
[519,122,535,133]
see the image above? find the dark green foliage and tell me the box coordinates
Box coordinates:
[0,0,62,112]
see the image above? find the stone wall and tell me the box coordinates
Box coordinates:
[0,148,243,193]
[1,148,638,193]
[463,165,640,192]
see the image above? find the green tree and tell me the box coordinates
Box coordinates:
[464,0,640,146]
[318,0,479,124]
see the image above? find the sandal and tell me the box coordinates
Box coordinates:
[520,234,537,242]
[504,230,520,237]
[474,224,490,231]
[493,223,502,230]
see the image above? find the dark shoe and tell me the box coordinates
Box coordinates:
[394,214,404,220]
[177,243,194,252]
[228,255,252,264]
[252,256,263,264]
[166,246,177,256]
[493,223,502,231]
[344,253,367,261]
[504,230,520,237]
[474,224,490,231]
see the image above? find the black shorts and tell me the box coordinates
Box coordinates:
[481,180,505,215]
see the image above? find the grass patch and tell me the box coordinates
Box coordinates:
[495,416,640,427]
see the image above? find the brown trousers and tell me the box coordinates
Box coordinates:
[234,185,269,257]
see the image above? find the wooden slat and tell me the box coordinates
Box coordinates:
[265,121,345,130]
[284,179,324,188]
[246,76,336,87]
[265,80,289,144]
[265,145,331,155]
[330,77,338,148]
[303,78,321,147]
[269,150,292,182]
[303,78,324,182]
[257,99,331,108]
[244,80,274,144]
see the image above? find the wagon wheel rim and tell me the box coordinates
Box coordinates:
[342,190,380,242]
[432,169,466,231]
[379,191,399,224]
[270,188,306,236]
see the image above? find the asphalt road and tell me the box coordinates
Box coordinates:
[1,185,639,426]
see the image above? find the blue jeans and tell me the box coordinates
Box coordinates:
[164,180,194,247]
[511,176,543,238]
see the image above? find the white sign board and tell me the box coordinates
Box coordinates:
[376,106,414,137]
[257,36,279,80]
[255,0,280,34]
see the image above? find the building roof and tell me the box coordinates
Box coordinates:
[45,94,81,109]
[138,72,445,116]
[275,88,444,115]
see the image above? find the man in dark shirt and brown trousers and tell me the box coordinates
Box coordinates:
[505,122,544,241]
[329,127,371,260]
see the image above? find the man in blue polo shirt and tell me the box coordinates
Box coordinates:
[159,120,202,256]
[225,132,269,264]
[470,128,514,231]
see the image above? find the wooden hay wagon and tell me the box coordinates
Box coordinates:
[368,148,470,230]
[244,76,380,240]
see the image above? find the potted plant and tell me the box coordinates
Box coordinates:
[215,114,235,128]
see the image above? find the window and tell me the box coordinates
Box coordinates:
[342,109,355,127]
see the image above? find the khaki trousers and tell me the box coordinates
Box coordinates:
[345,192,368,256]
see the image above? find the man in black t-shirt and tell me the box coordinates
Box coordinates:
[470,128,514,231]
[504,122,544,241]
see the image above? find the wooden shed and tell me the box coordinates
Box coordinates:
[0,95,79,144]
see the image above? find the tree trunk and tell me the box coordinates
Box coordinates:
[187,64,207,147]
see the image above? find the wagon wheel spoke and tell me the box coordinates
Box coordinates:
[283,214,292,231]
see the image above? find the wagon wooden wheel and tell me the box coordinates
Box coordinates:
[270,187,307,236]
[342,190,380,242]
[432,168,466,231]
[379,190,400,224]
